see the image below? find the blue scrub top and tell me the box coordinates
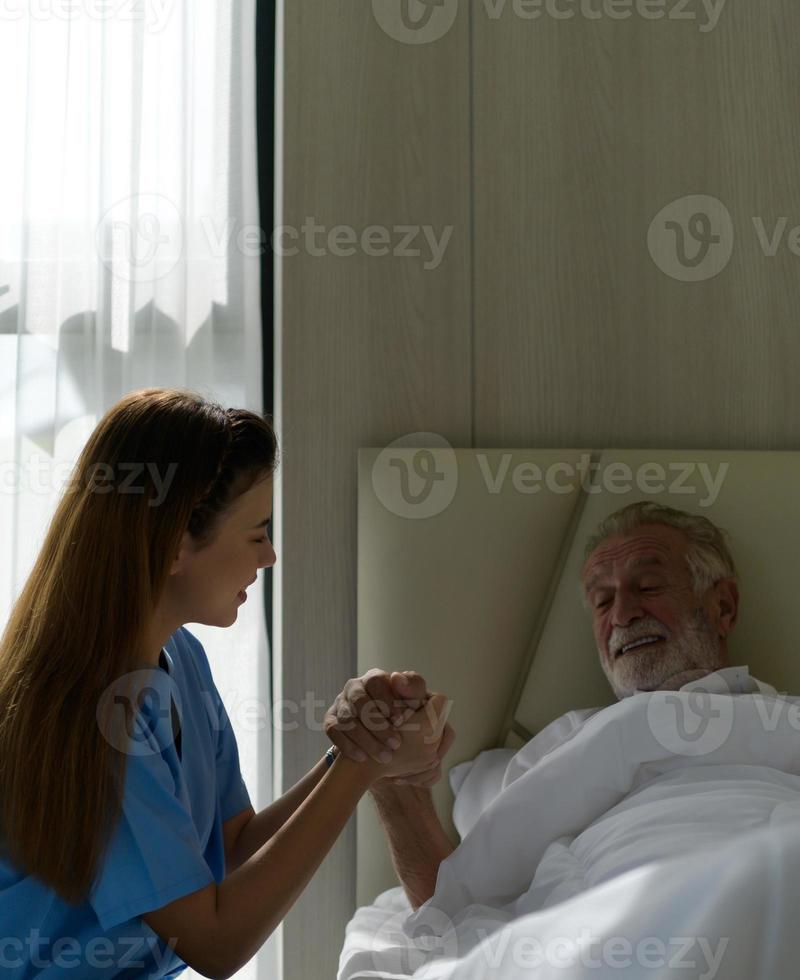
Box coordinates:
[0,627,253,978]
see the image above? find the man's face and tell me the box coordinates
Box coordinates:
[581,523,732,699]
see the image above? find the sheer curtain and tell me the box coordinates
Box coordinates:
[0,3,275,978]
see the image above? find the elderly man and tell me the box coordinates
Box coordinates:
[325,500,749,909]
[580,500,739,696]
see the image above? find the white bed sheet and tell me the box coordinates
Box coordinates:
[340,688,800,980]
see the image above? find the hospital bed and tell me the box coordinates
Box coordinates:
[342,448,800,980]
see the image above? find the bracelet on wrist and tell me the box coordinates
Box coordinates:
[325,745,338,768]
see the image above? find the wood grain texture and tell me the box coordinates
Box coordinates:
[276,2,471,977]
[276,0,800,973]
[473,0,800,448]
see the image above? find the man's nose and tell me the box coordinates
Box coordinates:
[610,591,643,627]
[261,544,277,569]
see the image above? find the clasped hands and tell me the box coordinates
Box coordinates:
[323,668,455,787]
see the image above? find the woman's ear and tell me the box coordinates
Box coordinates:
[170,531,193,575]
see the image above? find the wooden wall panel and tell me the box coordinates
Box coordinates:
[473,0,800,448]
[276,1,800,976]
[276,2,471,977]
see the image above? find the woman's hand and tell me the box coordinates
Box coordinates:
[324,668,428,762]
[323,668,455,786]
[358,692,452,785]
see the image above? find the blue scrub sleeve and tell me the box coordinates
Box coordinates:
[89,695,215,932]
[214,692,253,823]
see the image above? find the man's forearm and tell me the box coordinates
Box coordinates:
[369,782,456,909]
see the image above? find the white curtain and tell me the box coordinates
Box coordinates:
[0,3,275,978]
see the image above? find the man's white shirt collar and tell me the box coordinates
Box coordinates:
[679,665,778,698]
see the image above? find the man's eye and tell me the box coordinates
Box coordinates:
[595,598,611,609]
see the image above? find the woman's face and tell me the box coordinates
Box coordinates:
[168,475,275,627]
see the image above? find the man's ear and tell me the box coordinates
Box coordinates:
[711,579,739,637]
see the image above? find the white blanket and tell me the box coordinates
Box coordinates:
[339,689,800,979]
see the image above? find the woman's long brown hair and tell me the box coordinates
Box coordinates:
[0,387,278,905]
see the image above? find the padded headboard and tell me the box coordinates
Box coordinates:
[356,448,800,906]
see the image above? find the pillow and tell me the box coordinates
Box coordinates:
[449,708,605,840]
[449,748,517,839]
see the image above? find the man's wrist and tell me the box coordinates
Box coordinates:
[369,778,435,806]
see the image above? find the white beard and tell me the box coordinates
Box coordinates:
[602,608,727,700]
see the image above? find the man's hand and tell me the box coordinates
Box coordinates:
[323,668,456,787]
[391,719,456,788]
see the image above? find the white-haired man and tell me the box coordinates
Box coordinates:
[324,501,753,909]
[581,501,739,697]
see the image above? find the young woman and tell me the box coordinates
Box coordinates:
[0,387,448,979]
